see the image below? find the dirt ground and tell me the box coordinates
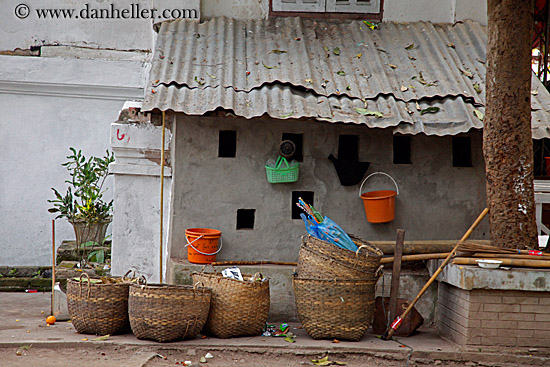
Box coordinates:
[0,344,523,367]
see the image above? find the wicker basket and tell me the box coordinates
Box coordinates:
[303,235,383,274]
[128,283,211,342]
[298,244,374,279]
[67,275,130,335]
[293,276,377,341]
[191,271,270,338]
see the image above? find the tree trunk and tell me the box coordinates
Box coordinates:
[484,0,537,249]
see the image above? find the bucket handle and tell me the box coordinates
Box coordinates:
[276,156,290,170]
[359,172,399,197]
[185,235,223,256]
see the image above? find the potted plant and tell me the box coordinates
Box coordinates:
[48,148,115,268]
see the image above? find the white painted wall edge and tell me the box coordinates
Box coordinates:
[0,80,143,101]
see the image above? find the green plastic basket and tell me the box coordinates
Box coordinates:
[265,156,299,183]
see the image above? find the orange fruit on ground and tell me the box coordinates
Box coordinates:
[46,315,56,325]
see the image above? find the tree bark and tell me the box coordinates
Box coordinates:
[484,0,537,249]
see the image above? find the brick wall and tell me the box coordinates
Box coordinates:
[437,282,550,347]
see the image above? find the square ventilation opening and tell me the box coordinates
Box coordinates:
[219,130,237,157]
[236,209,255,230]
[338,135,359,160]
[452,136,472,167]
[292,191,314,219]
[393,135,412,164]
[282,133,303,162]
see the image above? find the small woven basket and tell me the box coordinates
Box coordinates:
[303,235,383,274]
[191,269,270,338]
[128,282,211,342]
[298,244,374,279]
[293,276,378,341]
[265,156,299,183]
[67,274,130,335]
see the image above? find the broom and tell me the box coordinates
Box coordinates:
[382,208,489,340]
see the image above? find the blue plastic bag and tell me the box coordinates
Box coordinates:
[300,213,357,251]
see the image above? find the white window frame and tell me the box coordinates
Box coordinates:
[272,0,380,14]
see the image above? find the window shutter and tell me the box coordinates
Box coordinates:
[272,0,326,12]
[325,0,380,13]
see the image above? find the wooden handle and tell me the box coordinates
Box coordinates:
[453,257,550,268]
[383,208,488,339]
[381,252,451,264]
[211,261,298,266]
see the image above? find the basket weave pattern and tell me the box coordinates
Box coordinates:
[67,279,130,335]
[303,235,383,273]
[293,276,377,341]
[191,272,270,338]
[128,284,211,342]
[298,244,373,279]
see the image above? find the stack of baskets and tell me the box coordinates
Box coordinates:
[294,235,383,341]
[192,269,270,338]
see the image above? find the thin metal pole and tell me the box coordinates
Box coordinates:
[160,111,166,284]
[51,219,56,316]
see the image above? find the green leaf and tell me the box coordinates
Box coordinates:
[473,83,482,94]
[420,107,440,115]
[405,43,414,50]
[91,334,110,341]
[336,70,346,76]
[473,109,484,121]
[281,111,294,118]
[262,61,278,69]
[333,47,340,55]
[323,46,329,52]
[311,356,330,366]
[355,108,383,118]
[271,49,287,54]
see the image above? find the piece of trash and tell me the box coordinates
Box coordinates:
[205,352,214,359]
[25,289,37,293]
[363,20,377,30]
[221,267,244,281]
[532,89,539,96]
[355,108,383,118]
[333,47,340,55]
[294,37,301,41]
[416,102,421,111]
[156,354,168,360]
[82,338,88,341]
[400,85,408,92]
[91,334,110,341]
[420,107,440,115]
[284,332,296,343]
[184,361,192,366]
[332,339,340,343]
[305,78,313,84]
[355,52,362,59]
[200,356,207,363]
[273,323,289,337]
[473,109,484,121]
[409,55,416,60]
[201,335,207,339]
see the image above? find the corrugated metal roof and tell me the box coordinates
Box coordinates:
[143,17,550,137]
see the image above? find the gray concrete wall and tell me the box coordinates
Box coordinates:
[169,115,488,263]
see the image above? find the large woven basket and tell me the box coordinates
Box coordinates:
[128,283,211,342]
[67,276,130,335]
[303,235,383,274]
[191,271,270,338]
[298,244,375,279]
[293,276,377,341]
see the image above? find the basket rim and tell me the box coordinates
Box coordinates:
[67,278,132,287]
[307,234,384,257]
[129,283,212,291]
[293,275,378,283]
[191,272,269,283]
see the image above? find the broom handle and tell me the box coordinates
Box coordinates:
[384,208,488,340]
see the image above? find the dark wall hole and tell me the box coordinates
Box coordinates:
[393,135,412,164]
[236,209,255,230]
[219,130,237,157]
[452,136,472,167]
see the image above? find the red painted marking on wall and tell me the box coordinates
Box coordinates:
[117,129,126,141]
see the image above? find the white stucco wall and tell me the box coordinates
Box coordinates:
[383,0,487,25]
[0,0,199,51]
[0,55,147,266]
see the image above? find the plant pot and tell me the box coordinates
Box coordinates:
[69,218,111,265]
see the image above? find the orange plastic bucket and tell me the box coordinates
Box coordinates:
[185,228,222,264]
[359,172,399,223]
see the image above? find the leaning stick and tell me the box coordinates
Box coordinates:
[382,208,489,340]
[51,219,56,316]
